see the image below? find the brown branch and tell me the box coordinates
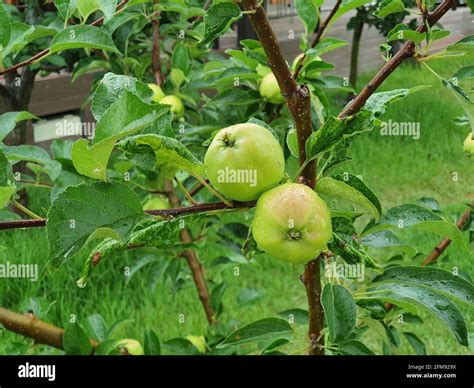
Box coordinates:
[0,307,98,351]
[0,308,64,350]
[0,0,130,77]
[0,200,255,231]
[152,0,162,85]
[241,0,315,187]
[164,180,217,325]
[241,0,322,355]
[422,203,473,266]
[294,0,343,80]
[189,181,205,197]
[339,0,456,119]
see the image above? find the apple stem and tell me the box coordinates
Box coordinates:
[193,174,233,207]
[11,199,42,220]
[174,178,197,205]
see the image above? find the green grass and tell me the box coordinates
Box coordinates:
[0,57,473,356]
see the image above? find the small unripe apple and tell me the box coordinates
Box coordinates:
[148,83,165,103]
[186,335,207,353]
[252,183,332,265]
[463,132,474,156]
[143,195,170,211]
[204,123,285,201]
[117,339,144,355]
[259,73,285,104]
[160,95,184,119]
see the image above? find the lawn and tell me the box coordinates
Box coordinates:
[0,56,473,355]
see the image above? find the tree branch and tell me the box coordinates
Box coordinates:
[0,0,131,77]
[0,307,97,351]
[163,180,217,325]
[0,308,64,350]
[339,0,456,119]
[241,0,322,355]
[0,200,255,231]
[294,0,343,80]
[422,203,473,266]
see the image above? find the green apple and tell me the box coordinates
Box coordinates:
[160,95,184,119]
[463,132,474,156]
[117,339,144,355]
[143,195,170,211]
[186,335,207,353]
[252,183,332,265]
[259,73,285,104]
[148,83,165,103]
[204,123,285,201]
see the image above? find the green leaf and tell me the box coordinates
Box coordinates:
[442,78,474,134]
[55,0,78,21]
[63,322,93,355]
[207,89,261,107]
[2,22,33,58]
[286,127,299,158]
[333,0,373,23]
[447,35,474,53]
[211,282,227,316]
[374,0,406,18]
[403,332,426,355]
[321,284,356,344]
[46,181,147,269]
[363,204,466,248]
[0,149,15,209]
[0,111,38,141]
[374,266,474,305]
[49,25,119,55]
[317,173,382,220]
[306,38,348,57]
[91,73,153,121]
[164,338,199,355]
[366,282,468,346]
[295,0,319,35]
[387,24,426,44]
[338,339,374,355]
[77,0,118,22]
[431,29,450,41]
[365,86,431,116]
[201,3,242,45]
[277,309,309,325]
[217,318,292,348]
[117,134,204,178]
[305,109,374,159]
[144,329,161,355]
[329,218,381,269]
[127,215,201,248]
[83,314,108,342]
[360,230,417,257]
[0,2,11,48]
[3,145,61,181]
[453,66,474,81]
[172,41,191,77]
[72,91,171,180]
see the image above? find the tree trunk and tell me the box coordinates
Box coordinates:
[349,10,364,90]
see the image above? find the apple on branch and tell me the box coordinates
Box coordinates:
[204,123,285,201]
[252,183,332,265]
